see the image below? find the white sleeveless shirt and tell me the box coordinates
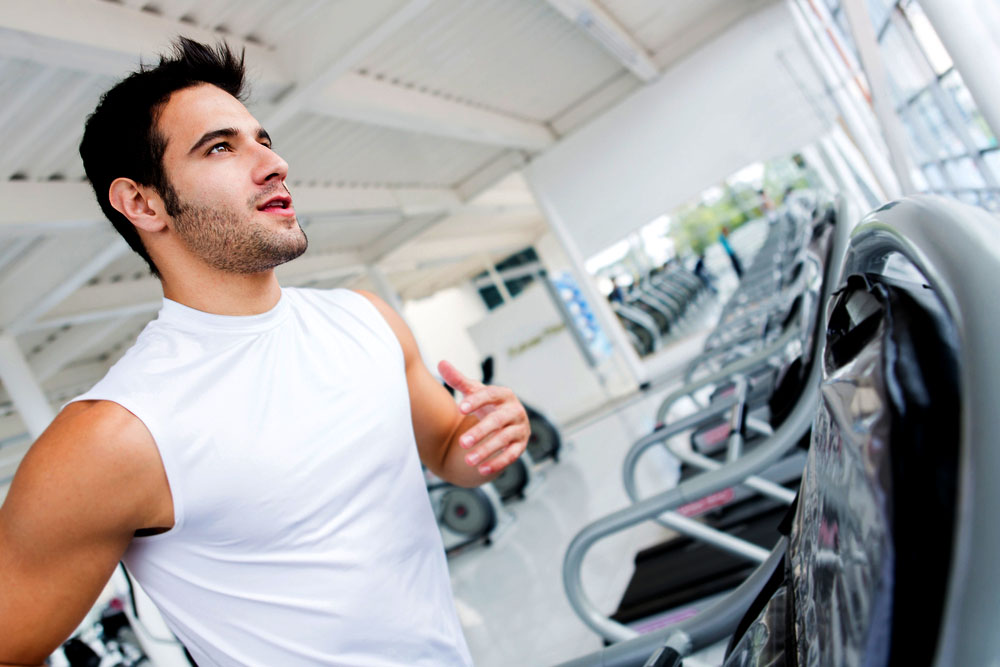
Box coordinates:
[71,288,472,667]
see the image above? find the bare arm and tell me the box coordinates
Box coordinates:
[0,401,173,665]
[358,291,530,487]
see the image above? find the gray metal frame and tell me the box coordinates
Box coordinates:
[842,196,1000,667]
[558,194,1000,666]
[560,197,852,644]
[556,539,789,667]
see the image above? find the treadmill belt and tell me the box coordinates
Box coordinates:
[612,505,787,625]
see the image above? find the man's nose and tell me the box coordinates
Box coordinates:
[252,143,289,184]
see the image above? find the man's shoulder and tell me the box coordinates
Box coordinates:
[3,399,172,565]
[46,400,156,460]
[11,400,165,521]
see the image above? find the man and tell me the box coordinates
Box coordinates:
[0,38,529,666]
[719,226,744,279]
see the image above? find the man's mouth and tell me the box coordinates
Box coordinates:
[258,194,294,214]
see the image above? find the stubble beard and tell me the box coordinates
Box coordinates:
[166,186,308,274]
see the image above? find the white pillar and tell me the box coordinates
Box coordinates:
[526,180,648,386]
[787,0,900,200]
[841,0,918,194]
[920,0,1000,144]
[0,334,55,439]
[817,134,874,214]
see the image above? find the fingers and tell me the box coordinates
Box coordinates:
[457,385,514,416]
[459,403,521,450]
[438,360,481,396]
[464,424,528,475]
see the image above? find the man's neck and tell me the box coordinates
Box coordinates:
[161,268,283,316]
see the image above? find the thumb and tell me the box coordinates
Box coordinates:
[438,360,480,395]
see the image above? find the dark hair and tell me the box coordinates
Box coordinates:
[79,37,247,277]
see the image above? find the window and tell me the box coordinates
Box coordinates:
[815,0,1000,209]
[940,71,996,150]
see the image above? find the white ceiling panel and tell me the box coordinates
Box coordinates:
[300,212,404,251]
[279,112,505,188]
[0,58,115,181]
[599,0,778,68]
[124,0,334,47]
[358,0,627,122]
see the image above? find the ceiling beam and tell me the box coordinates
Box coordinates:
[0,182,105,235]
[0,182,462,235]
[24,277,162,332]
[276,250,366,284]
[0,0,285,84]
[262,0,433,129]
[1,0,550,155]
[455,150,529,201]
[27,249,366,331]
[5,239,129,335]
[30,317,138,383]
[383,229,541,266]
[291,184,462,218]
[544,0,658,82]
[0,232,121,332]
[308,74,555,151]
[360,214,448,264]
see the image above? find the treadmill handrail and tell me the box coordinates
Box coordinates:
[554,540,789,667]
[658,321,799,425]
[563,351,820,643]
[561,196,850,644]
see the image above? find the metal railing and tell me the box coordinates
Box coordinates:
[560,197,851,644]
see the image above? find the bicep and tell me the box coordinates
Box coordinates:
[0,404,164,663]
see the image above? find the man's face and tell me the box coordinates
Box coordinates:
[155,84,307,274]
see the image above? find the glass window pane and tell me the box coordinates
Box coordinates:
[982,150,1000,183]
[980,190,1000,213]
[879,21,932,106]
[899,106,933,162]
[865,0,892,31]
[955,190,981,206]
[911,90,965,158]
[940,70,997,150]
[922,163,946,190]
[899,1,953,75]
[943,157,987,189]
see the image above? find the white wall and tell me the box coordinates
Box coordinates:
[403,283,489,381]
[467,282,607,425]
[525,2,832,258]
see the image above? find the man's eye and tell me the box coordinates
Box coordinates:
[208,143,231,154]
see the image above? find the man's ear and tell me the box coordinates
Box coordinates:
[108,178,168,233]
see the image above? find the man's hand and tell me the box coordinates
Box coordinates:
[438,360,530,477]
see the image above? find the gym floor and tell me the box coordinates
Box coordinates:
[447,314,730,666]
[446,229,760,667]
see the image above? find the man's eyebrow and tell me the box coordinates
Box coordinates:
[188,127,239,155]
[257,128,271,144]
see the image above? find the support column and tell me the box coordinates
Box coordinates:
[818,133,875,215]
[526,181,648,387]
[0,334,55,439]
[920,0,1000,143]
[788,0,900,200]
[841,0,918,194]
